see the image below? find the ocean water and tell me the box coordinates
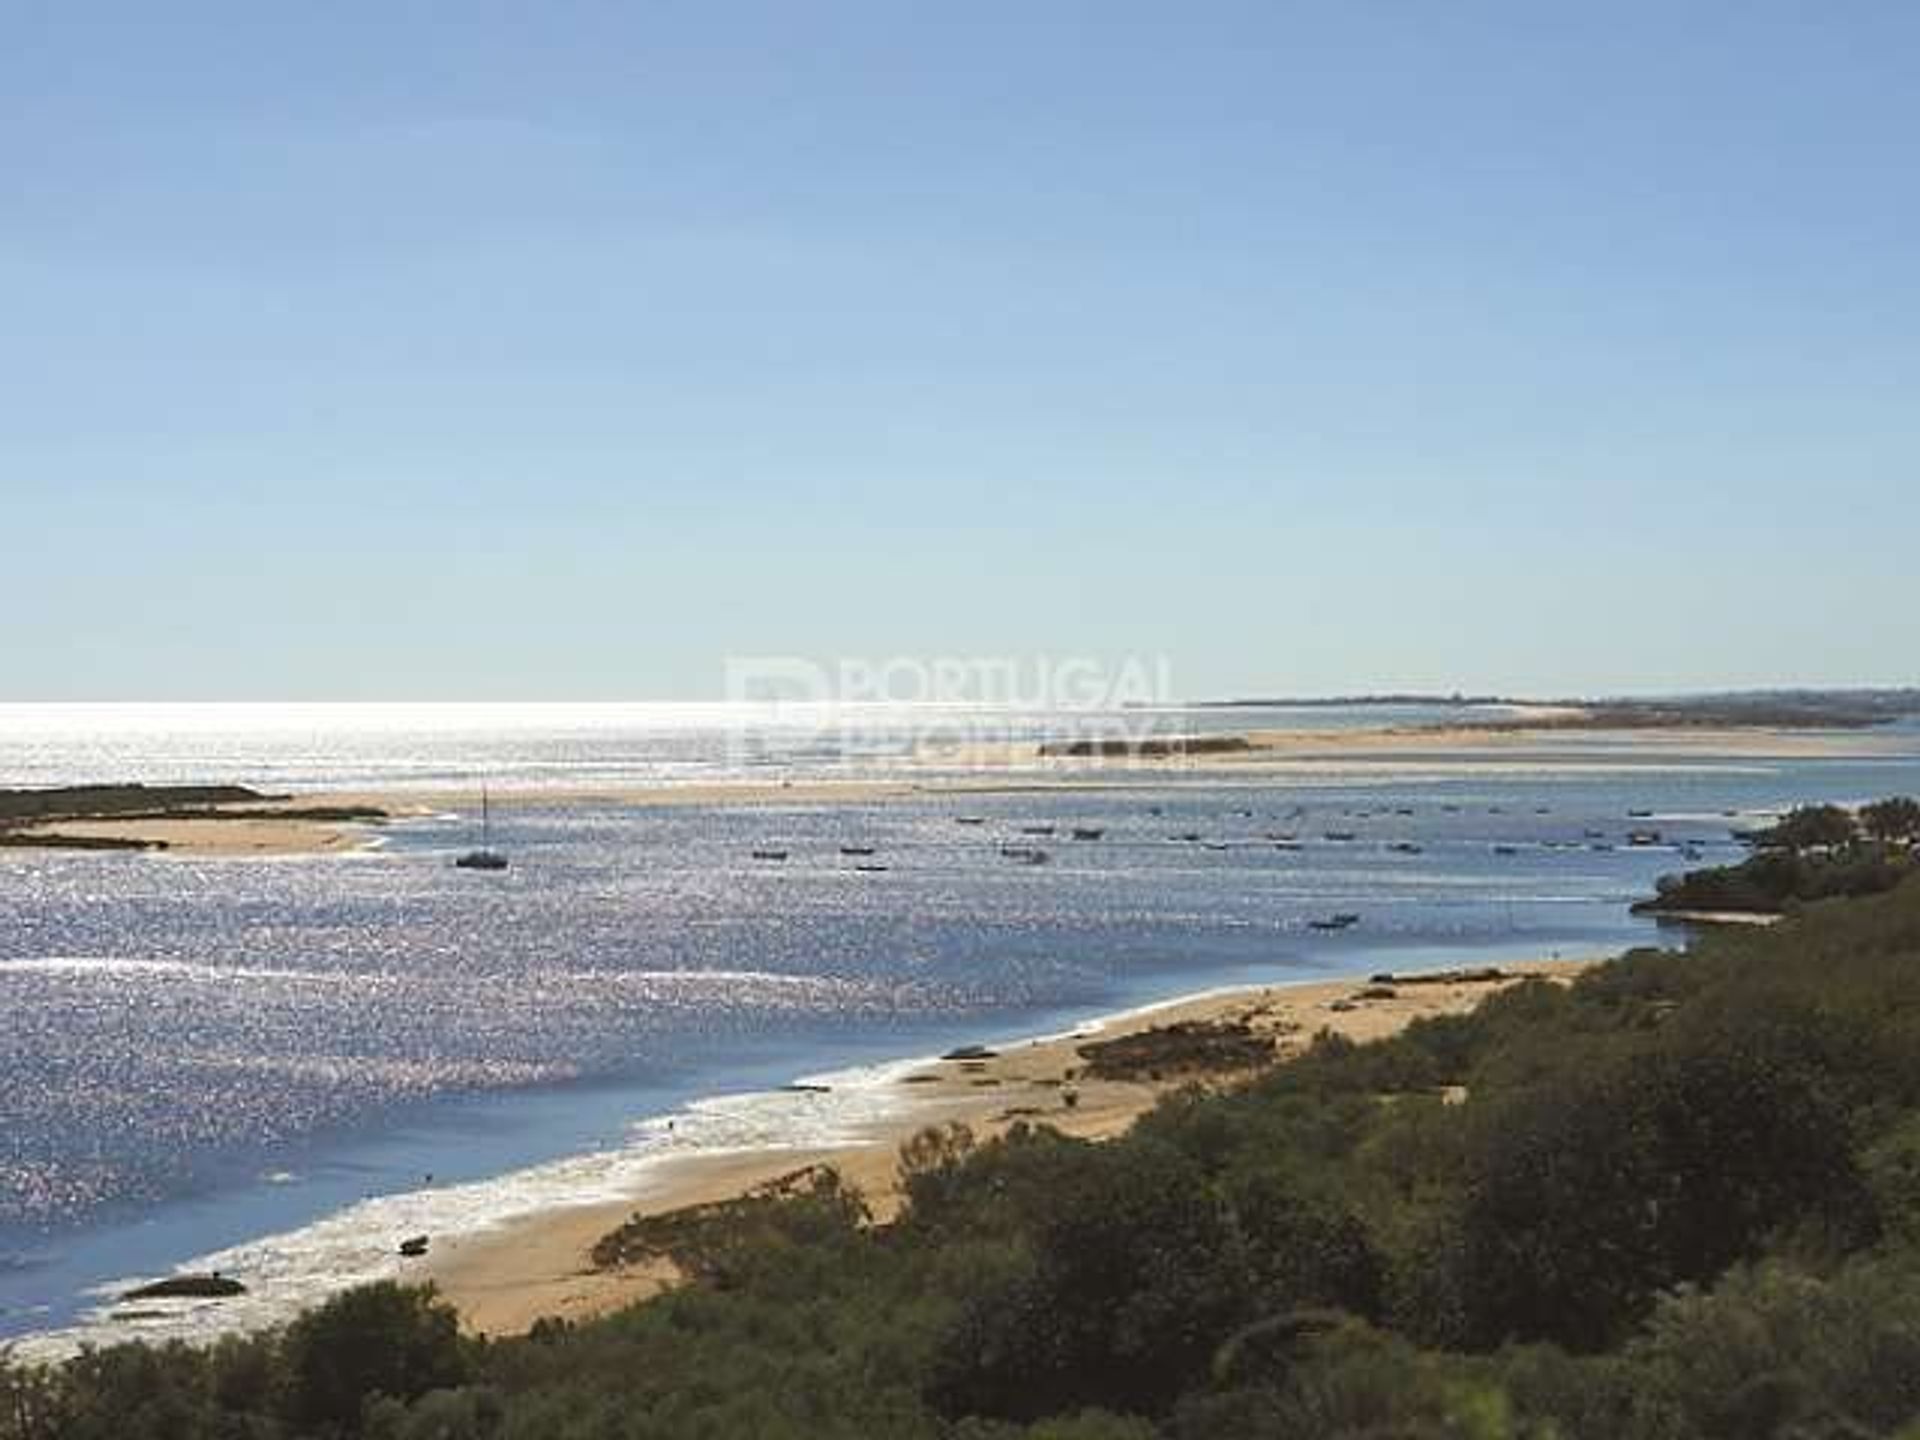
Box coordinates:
[4,703,1919,1351]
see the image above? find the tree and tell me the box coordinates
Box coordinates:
[279,1284,469,1436]
[1754,805,1858,852]
[1861,797,1920,843]
[1449,1009,1874,1352]
[930,1140,1249,1421]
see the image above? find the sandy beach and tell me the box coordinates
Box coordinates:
[0,793,442,858]
[323,720,1918,814]
[5,719,1904,860]
[427,955,1591,1337]
[0,814,384,856]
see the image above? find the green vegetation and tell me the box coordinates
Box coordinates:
[1073,1018,1275,1081]
[1638,799,1919,915]
[1864,797,1920,843]
[0,784,387,832]
[1036,736,1253,758]
[0,784,275,821]
[11,876,1920,1437]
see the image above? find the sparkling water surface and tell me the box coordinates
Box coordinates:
[4,704,1918,1346]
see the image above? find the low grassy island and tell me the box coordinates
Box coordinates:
[1037,734,1255,759]
[0,784,388,857]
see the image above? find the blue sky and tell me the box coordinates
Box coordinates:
[5,2,1916,700]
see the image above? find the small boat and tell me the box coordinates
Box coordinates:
[1020,824,1057,837]
[1272,840,1303,851]
[1627,829,1663,847]
[1388,841,1423,854]
[751,849,789,862]
[852,862,890,873]
[954,816,987,826]
[839,844,877,857]
[454,788,508,871]
[398,1235,430,1258]
[1492,844,1519,856]
[1265,831,1297,842]
[1309,913,1361,932]
[1323,830,1357,843]
[1627,809,1654,819]
[1170,831,1202,843]
[1000,845,1050,865]
[1202,841,1231,851]
[1069,827,1104,841]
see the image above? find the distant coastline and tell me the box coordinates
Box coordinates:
[1196,688,1920,731]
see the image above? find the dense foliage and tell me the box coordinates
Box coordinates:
[1641,799,1919,914]
[10,877,1920,1438]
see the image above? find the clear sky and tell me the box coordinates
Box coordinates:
[6,2,1917,701]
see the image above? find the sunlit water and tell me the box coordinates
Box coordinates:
[4,704,1919,1350]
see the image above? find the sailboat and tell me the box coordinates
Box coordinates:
[454,787,509,871]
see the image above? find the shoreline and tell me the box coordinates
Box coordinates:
[309,720,1919,809]
[425,953,1595,1338]
[2,719,1909,857]
[13,951,1600,1359]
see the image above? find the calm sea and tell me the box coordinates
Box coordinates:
[4,703,1918,1349]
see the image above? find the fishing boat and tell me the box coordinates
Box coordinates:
[1070,827,1104,841]
[453,789,508,871]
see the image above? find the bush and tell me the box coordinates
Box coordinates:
[930,1139,1248,1420]
[280,1284,469,1436]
